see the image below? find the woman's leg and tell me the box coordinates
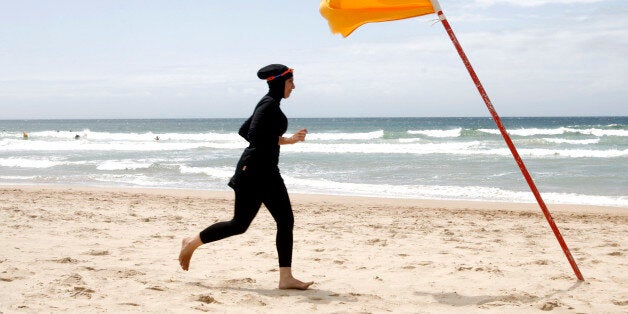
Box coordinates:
[262,177,313,290]
[178,188,261,271]
[261,180,294,268]
[199,188,262,243]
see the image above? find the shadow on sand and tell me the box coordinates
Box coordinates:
[186,280,359,305]
[414,280,583,307]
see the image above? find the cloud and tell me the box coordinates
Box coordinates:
[1,1,626,118]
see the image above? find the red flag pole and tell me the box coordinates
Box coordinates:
[430,4,584,281]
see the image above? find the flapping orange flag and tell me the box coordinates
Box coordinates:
[319,0,585,282]
[319,0,436,37]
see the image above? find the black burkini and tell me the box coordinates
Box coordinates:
[199,65,295,267]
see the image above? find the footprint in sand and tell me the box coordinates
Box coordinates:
[0,267,34,282]
[85,249,110,256]
[223,277,256,285]
[254,251,274,258]
[197,294,219,304]
[70,286,95,299]
[499,292,539,304]
[365,238,387,246]
[47,273,92,299]
[473,266,503,275]
[348,292,383,301]
[539,300,561,311]
[52,257,79,264]
[146,285,166,291]
[61,273,86,286]
[241,293,266,306]
[115,269,145,278]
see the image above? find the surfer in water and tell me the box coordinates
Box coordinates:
[178,64,312,290]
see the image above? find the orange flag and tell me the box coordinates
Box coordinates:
[320,0,436,37]
[318,0,586,282]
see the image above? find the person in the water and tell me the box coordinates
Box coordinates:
[178,64,312,290]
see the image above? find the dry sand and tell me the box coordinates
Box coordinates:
[0,185,626,313]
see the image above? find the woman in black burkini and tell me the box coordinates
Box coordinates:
[178,64,313,290]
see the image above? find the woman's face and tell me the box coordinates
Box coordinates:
[284,78,295,99]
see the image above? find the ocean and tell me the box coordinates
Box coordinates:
[1,117,626,207]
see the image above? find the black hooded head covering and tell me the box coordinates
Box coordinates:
[257,64,293,101]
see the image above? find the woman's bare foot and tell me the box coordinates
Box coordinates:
[278,267,314,290]
[178,234,203,271]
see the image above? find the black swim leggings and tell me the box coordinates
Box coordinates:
[199,175,294,267]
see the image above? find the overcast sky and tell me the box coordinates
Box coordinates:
[1,0,626,119]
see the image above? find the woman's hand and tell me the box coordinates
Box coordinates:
[279,128,308,145]
[292,128,308,143]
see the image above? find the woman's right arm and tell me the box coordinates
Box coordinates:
[279,128,308,145]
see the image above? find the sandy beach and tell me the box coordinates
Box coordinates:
[0,185,626,313]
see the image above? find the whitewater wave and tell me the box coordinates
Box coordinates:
[283,176,628,207]
[179,165,233,179]
[92,173,178,187]
[26,129,242,142]
[479,127,628,137]
[0,157,64,168]
[284,143,627,158]
[0,139,246,152]
[543,138,600,145]
[3,137,624,158]
[307,130,384,141]
[22,129,390,142]
[284,141,483,155]
[0,175,39,180]
[407,128,462,138]
[96,160,154,171]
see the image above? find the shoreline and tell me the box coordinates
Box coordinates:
[4,184,627,214]
[1,184,626,312]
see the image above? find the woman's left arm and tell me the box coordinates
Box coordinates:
[279,128,308,145]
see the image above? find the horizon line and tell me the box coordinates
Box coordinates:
[1,115,627,121]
